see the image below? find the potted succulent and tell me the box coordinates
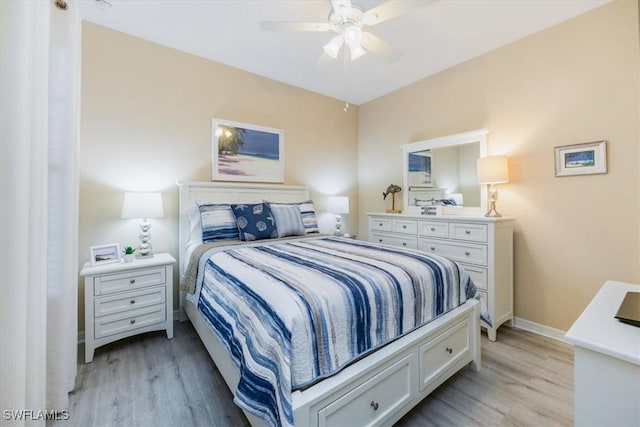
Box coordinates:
[122,246,136,263]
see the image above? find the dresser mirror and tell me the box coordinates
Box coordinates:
[401,129,488,215]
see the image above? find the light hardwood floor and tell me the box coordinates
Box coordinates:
[55,322,573,427]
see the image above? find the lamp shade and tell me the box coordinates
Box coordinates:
[121,192,164,219]
[477,156,509,185]
[327,196,350,214]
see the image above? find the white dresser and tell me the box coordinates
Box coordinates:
[565,281,640,427]
[367,213,514,341]
[80,253,175,363]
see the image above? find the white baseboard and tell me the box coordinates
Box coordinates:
[513,316,567,342]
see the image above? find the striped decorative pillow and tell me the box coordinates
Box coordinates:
[196,202,240,243]
[271,205,305,238]
[265,200,319,234]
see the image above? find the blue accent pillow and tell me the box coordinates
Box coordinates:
[197,202,240,243]
[230,203,278,241]
[271,205,305,237]
[265,200,319,234]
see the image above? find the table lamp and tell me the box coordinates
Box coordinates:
[477,156,509,217]
[121,192,164,258]
[327,196,349,236]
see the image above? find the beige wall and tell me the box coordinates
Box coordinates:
[358,0,640,330]
[80,23,359,331]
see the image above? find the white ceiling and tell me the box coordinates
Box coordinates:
[78,0,609,105]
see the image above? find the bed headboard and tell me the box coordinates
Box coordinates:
[177,181,310,274]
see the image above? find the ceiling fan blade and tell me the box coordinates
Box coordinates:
[362,1,428,26]
[361,32,403,63]
[260,21,334,32]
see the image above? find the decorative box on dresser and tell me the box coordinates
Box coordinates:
[80,253,175,363]
[367,213,514,341]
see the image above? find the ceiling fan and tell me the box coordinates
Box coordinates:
[260,0,425,62]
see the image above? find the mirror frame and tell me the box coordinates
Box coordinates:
[401,128,488,216]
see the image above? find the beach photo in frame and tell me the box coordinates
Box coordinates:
[408,151,433,187]
[555,140,607,177]
[89,243,121,266]
[212,118,284,183]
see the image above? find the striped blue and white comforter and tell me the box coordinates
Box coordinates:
[187,236,477,427]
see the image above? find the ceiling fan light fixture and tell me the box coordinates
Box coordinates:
[323,35,344,59]
[343,25,362,46]
[349,43,366,60]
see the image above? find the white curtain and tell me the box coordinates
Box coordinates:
[0,0,80,423]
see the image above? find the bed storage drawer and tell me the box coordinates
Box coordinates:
[94,267,166,295]
[94,304,166,339]
[419,319,470,391]
[94,286,166,317]
[318,354,413,427]
[371,233,418,249]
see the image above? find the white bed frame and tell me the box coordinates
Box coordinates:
[178,181,481,427]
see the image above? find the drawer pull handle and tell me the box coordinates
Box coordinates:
[446,347,453,354]
[465,251,471,256]
[465,230,471,234]
[402,242,407,246]
[130,299,135,304]
[430,227,435,231]
[130,279,136,284]
[130,319,136,325]
[379,223,383,226]
[402,225,407,229]
[370,401,379,411]
[379,239,383,243]
[430,246,436,251]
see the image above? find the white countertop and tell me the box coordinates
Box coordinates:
[565,280,640,365]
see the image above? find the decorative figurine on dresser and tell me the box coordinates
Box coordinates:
[382,184,402,213]
[370,128,515,341]
[80,252,176,362]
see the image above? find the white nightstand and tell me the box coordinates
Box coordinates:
[80,252,175,363]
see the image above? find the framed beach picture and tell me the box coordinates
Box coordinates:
[89,243,121,266]
[555,140,607,177]
[211,118,284,183]
[408,150,432,187]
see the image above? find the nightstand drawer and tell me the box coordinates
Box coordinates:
[94,286,166,317]
[94,267,166,296]
[95,304,166,339]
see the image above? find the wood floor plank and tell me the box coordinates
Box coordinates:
[53,322,573,427]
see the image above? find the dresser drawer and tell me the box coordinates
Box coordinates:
[371,233,418,249]
[462,265,488,291]
[392,219,418,235]
[318,354,412,427]
[370,218,392,232]
[94,303,166,339]
[419,319,470,391]
[450,222,488,243]
[94,267,166,296]
[94,286,166,317]
[419,221,449,238]
[419,239,487,266]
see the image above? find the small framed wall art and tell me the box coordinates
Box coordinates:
[89,243,121,266]
[554,140,607,177]
[211,118,284,183]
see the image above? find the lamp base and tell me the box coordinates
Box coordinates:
[484,201,502,217]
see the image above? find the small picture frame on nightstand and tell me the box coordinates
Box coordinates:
[89,243,121,266]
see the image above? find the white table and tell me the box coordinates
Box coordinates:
[565,280,640,426]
